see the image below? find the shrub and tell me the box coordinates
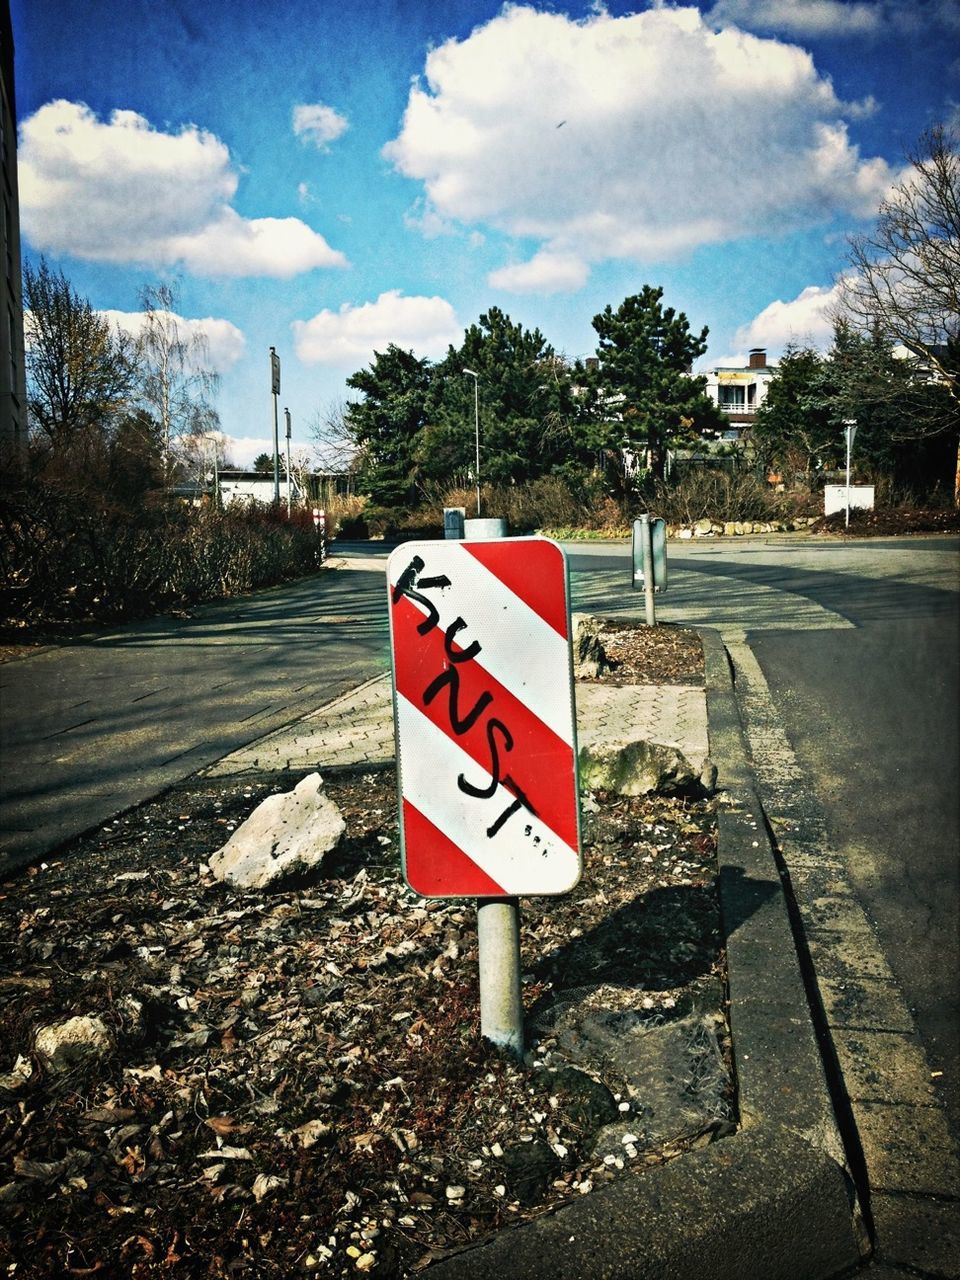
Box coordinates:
[324,494,369,538]
[0,486,324,633]
[652,471,800,525]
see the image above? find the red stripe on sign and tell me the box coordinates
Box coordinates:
[462,539,569,640]
[403,800,508,896]
[392,593,578,851]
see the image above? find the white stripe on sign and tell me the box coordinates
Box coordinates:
[387,541,573,744]
[396,693,580,896]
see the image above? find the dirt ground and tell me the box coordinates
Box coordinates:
[812,505,960,536]
[0,624,727,1278]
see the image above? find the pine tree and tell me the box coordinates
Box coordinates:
[590,287,723,480]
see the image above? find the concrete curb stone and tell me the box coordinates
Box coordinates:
[423,628,867,1279]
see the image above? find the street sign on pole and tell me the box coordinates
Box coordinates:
[387,536,582,899]
[632,516,668,593]
[633,516,667,627]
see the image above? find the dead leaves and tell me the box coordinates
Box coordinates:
[0,745,726,1278]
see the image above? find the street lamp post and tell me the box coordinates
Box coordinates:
[463,368,480,517]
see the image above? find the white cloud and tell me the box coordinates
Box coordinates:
[292,290,460,366]
[100,309,246,372]
[706,0,960,37]
[705,0,882,37]
[292,102,349,150]
[384,5,897,279]
[732,282,843,351]
[19,100,347,277]
[167,210,347,278]
[218,436,276,468]
[488,250,589,294]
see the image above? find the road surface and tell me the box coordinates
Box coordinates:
[567,534,960,1133]
[0,561,390,871]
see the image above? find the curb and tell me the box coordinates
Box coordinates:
[424,629,867,1279]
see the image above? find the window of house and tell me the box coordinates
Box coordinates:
[718,385,746,409]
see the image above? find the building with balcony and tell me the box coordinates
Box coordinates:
[702,348,777,432]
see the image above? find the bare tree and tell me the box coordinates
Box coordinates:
[137,282,221,485]
[283,444,317,504]
[839,125,960,499]
[841,124,959,395]
[24,258,138,455]
[178,428,234,498]
[310,398,358,473]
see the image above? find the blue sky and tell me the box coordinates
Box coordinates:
[10,0,960,466]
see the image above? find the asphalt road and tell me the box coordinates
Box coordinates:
[0,561,391,872]
[566,535,960,1132]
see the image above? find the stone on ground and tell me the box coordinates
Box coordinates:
[579,736,699,795]
[34,1015,113,1073]
[209,772,345,889]
[571,613,611,679]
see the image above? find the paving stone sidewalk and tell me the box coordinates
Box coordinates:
[204,673,710,778]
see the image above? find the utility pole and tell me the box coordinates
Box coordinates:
[270,347,281,506]
[285,407,292,517]
[463,368,480,517]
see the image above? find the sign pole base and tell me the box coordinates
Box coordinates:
[477,897,524,1058]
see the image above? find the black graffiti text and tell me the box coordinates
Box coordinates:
[395,556,537,839]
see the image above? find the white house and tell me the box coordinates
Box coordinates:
[702,349,777,435]
[217,469,305,507]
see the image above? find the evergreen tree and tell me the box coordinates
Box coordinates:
[344,345,432,508]
[590,287,723,480]
[752,344,836,483]
[421,308,578,490]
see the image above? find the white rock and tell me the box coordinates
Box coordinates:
[209,773,345,889]
[578,738,698,797]
[34,1015,112,1073]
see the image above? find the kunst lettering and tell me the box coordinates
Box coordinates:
[392,557,537,839]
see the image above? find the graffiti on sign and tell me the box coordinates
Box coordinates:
[392,555,539,842]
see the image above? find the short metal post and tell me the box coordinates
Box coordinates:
[465,517,524,1058]
[640,512,657,627]
[477,897,524,1057]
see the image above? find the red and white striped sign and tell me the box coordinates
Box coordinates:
[387,537,582,899]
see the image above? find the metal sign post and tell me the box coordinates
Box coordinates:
[843,419,858,529]
[632,515,667,625]
[387,535,581,1058]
